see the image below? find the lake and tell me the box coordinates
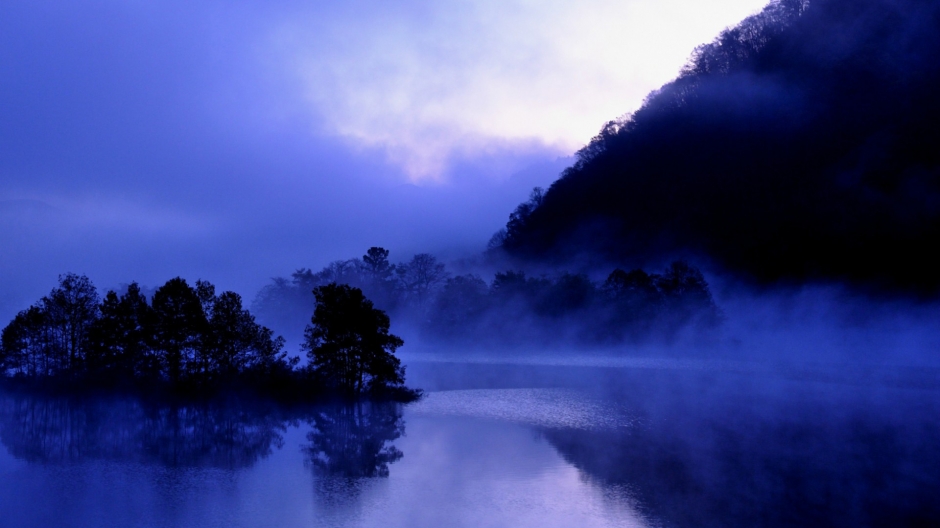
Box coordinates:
[1,355,939,527]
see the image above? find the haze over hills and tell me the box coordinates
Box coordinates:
[494,0,940,292]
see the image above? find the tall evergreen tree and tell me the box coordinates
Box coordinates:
[303,283,405,396]
[86,283,156,378]
[150,278,207,383]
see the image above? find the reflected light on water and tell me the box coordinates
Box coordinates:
[0,388,651,528]
[3,360,937,527]
[371,413,651,528]
[410,388,639,430]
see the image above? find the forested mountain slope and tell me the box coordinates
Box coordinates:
[496,0,940,291]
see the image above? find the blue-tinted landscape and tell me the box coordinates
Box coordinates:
[4,0,940,525]
[3,358,939,527]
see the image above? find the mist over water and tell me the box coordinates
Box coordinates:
[5,233,940,527]
[4,0,940,525]
[2,353,939,527]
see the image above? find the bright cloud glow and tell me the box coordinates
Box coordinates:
[272,0,769,179]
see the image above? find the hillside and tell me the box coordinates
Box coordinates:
[495,0,940,291]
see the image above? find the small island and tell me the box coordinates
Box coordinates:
[0,273,421,402]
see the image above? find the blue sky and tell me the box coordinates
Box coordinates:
[0,0,767,318]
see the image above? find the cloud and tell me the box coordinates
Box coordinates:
[0,0,768,322]
[270,0,768,179]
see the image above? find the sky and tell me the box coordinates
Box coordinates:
[0,0,768,320]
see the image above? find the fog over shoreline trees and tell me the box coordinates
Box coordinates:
[252,247,722,348]
[0,245,722,398]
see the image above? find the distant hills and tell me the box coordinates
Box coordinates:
[494,0,940,292]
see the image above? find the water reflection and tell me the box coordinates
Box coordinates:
[3,362,938,528]
[405,364,940,527]
[0,393,290,468]
[535,375,940,528]
[0,392,405,479]
[303,402,404,478]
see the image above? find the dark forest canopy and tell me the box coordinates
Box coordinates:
[0,273,418,401]
[493,0,940,292]
[253,247,722,347]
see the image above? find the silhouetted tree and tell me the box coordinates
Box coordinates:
[505,187,545,239]
[250,248,724,348]
[396,253,448,307]
[318,260,365,288]
[360,247,398,309]
[41,273,100,374]
[486,228,508,252]
[656,262,712,303]
[303,284,406,396]
[655,261,723,327]
[604,269,662,315]
[150,278,208,384]
[1,275,346,400]
[204,289,292,379]
[204,291,257,377]
[0,274,99,377]
[86,283,156,378]
[1,306,49,377]
[362,247,393,284]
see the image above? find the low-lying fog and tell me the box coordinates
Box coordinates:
[2,352,938,528]
[11,183,937,522]
[3,262,939,527]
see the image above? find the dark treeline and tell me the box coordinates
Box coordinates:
[0,273,417,401]
[253,247,722,346]
[0,273,295,392]
[494,0,940,292]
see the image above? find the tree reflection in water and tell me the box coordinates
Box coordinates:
[299,402,405,517]
[302,402,404,479]
[0,391,406,481]
[0,392,287,469]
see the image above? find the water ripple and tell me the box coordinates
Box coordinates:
[409,388,638,430]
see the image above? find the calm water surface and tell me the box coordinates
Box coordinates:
[1,357,939,528]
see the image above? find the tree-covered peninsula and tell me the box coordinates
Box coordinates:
[0,273,419,402]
